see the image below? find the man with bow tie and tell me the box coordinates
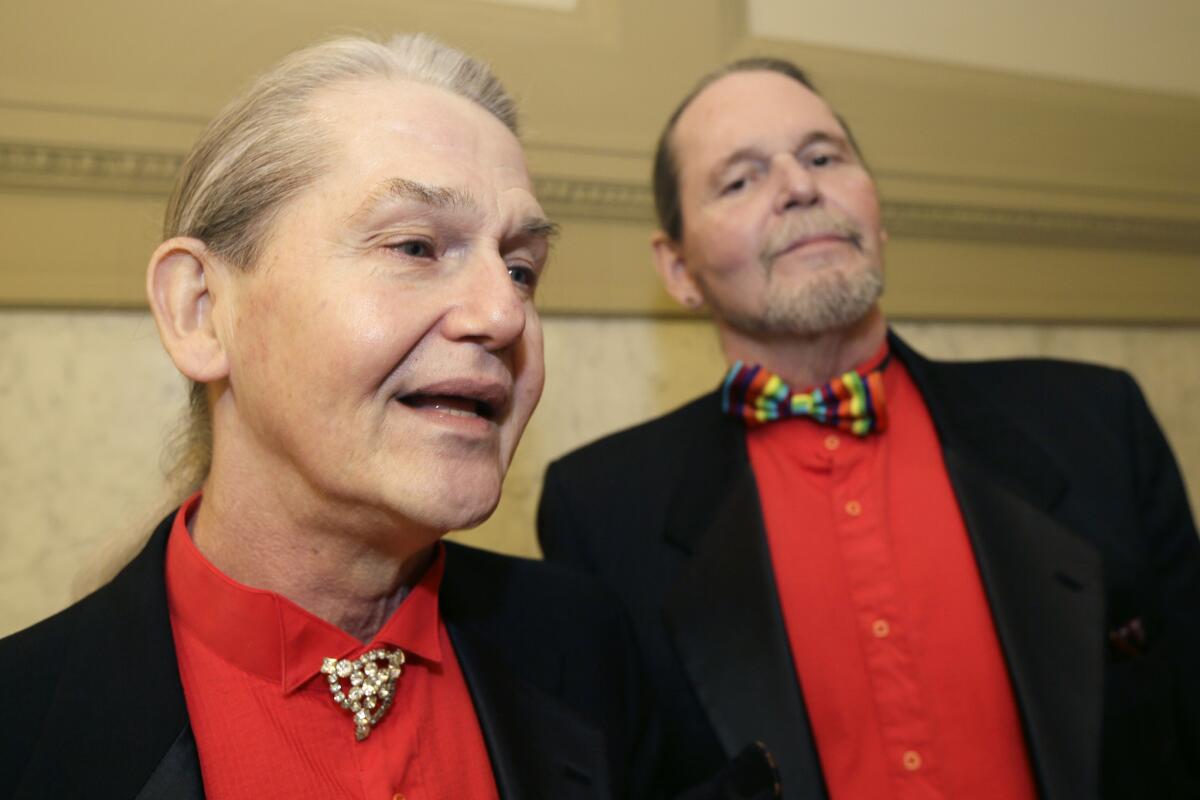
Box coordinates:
[538,58,1200,799]
[0,33,678,800]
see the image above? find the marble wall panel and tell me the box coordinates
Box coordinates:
[0,310,184,637]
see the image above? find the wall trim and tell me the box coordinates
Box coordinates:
[881,202,1200,253]
[0,140,181,196]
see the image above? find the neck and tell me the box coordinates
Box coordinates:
[719,306,887,388]
[190,453,440,643]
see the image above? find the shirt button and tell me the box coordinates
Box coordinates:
[824,434,840,451]
[902,750,922,771]
[845,499,862,517]
[872,619,890,638]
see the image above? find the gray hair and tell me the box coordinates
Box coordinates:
[162,33,519,495]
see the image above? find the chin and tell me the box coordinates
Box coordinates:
[431,501,500,534]
[762,268,883,334]
[396,475,504,534]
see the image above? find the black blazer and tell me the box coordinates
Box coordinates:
[539,333,1200,799]
[0,514,658,800]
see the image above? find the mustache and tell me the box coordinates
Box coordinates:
[760,210,863,266]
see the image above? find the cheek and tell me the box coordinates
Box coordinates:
[515,315,546,408]
[690,211,762,271]
[841,175,883,226]
[330,287,440,377]
[225,286,285,383]
[333,290,395,346]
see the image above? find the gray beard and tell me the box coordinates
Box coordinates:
[706,265,884,338]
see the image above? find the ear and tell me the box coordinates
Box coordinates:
[650,230,704,311]
[146,237,231,383]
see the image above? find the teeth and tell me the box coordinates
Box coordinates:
[433,404,479,418]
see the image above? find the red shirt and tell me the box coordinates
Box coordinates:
[747,350,1038,799]
[165,494,499,800]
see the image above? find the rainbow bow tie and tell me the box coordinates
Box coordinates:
[720,357,890,435]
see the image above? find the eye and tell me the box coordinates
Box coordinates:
[388,239,434,258]
[806,151,841,168]
[508,264,539,291]
[719,160,768,195]
[721,177,747,195]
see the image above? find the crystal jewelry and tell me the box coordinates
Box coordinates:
[321,648,405,741]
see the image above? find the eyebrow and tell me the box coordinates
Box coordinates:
[350,178,476,222]
[520,216,560,242]
[350,177,559,242]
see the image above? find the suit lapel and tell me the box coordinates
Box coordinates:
[135,724,206,800]
[442,553,608,800]
[662,401,827,800]
[894,333,1104,799]
[944,449,1104,799]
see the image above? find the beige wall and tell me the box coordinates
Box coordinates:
[749,0,1200,97]
[2,308,1198,637]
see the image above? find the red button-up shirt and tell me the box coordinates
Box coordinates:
[165,494,499,800]
[747,350,1038,799]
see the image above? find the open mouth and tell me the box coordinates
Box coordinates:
[394,377,510,425]
[397,393,498,421]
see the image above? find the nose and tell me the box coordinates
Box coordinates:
[441,250,528,351]
[772,153,819,213]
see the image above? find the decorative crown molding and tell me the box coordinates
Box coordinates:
[2,140,1197,253]
[0,141,182,195]
[534,176,654,222]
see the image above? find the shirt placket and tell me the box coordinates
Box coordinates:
[827,439,945,799]
[356,657,424,800]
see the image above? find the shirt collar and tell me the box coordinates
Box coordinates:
[165,492,445,695]
[859,338,891,378]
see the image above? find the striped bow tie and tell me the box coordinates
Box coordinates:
[720,356,890,435]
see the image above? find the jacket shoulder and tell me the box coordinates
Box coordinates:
[0,567,132,707]
[934,355,1144,426]
[0,592,84,663]
[947,354,1131,387]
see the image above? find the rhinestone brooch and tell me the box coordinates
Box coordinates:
[321,648,406,741]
